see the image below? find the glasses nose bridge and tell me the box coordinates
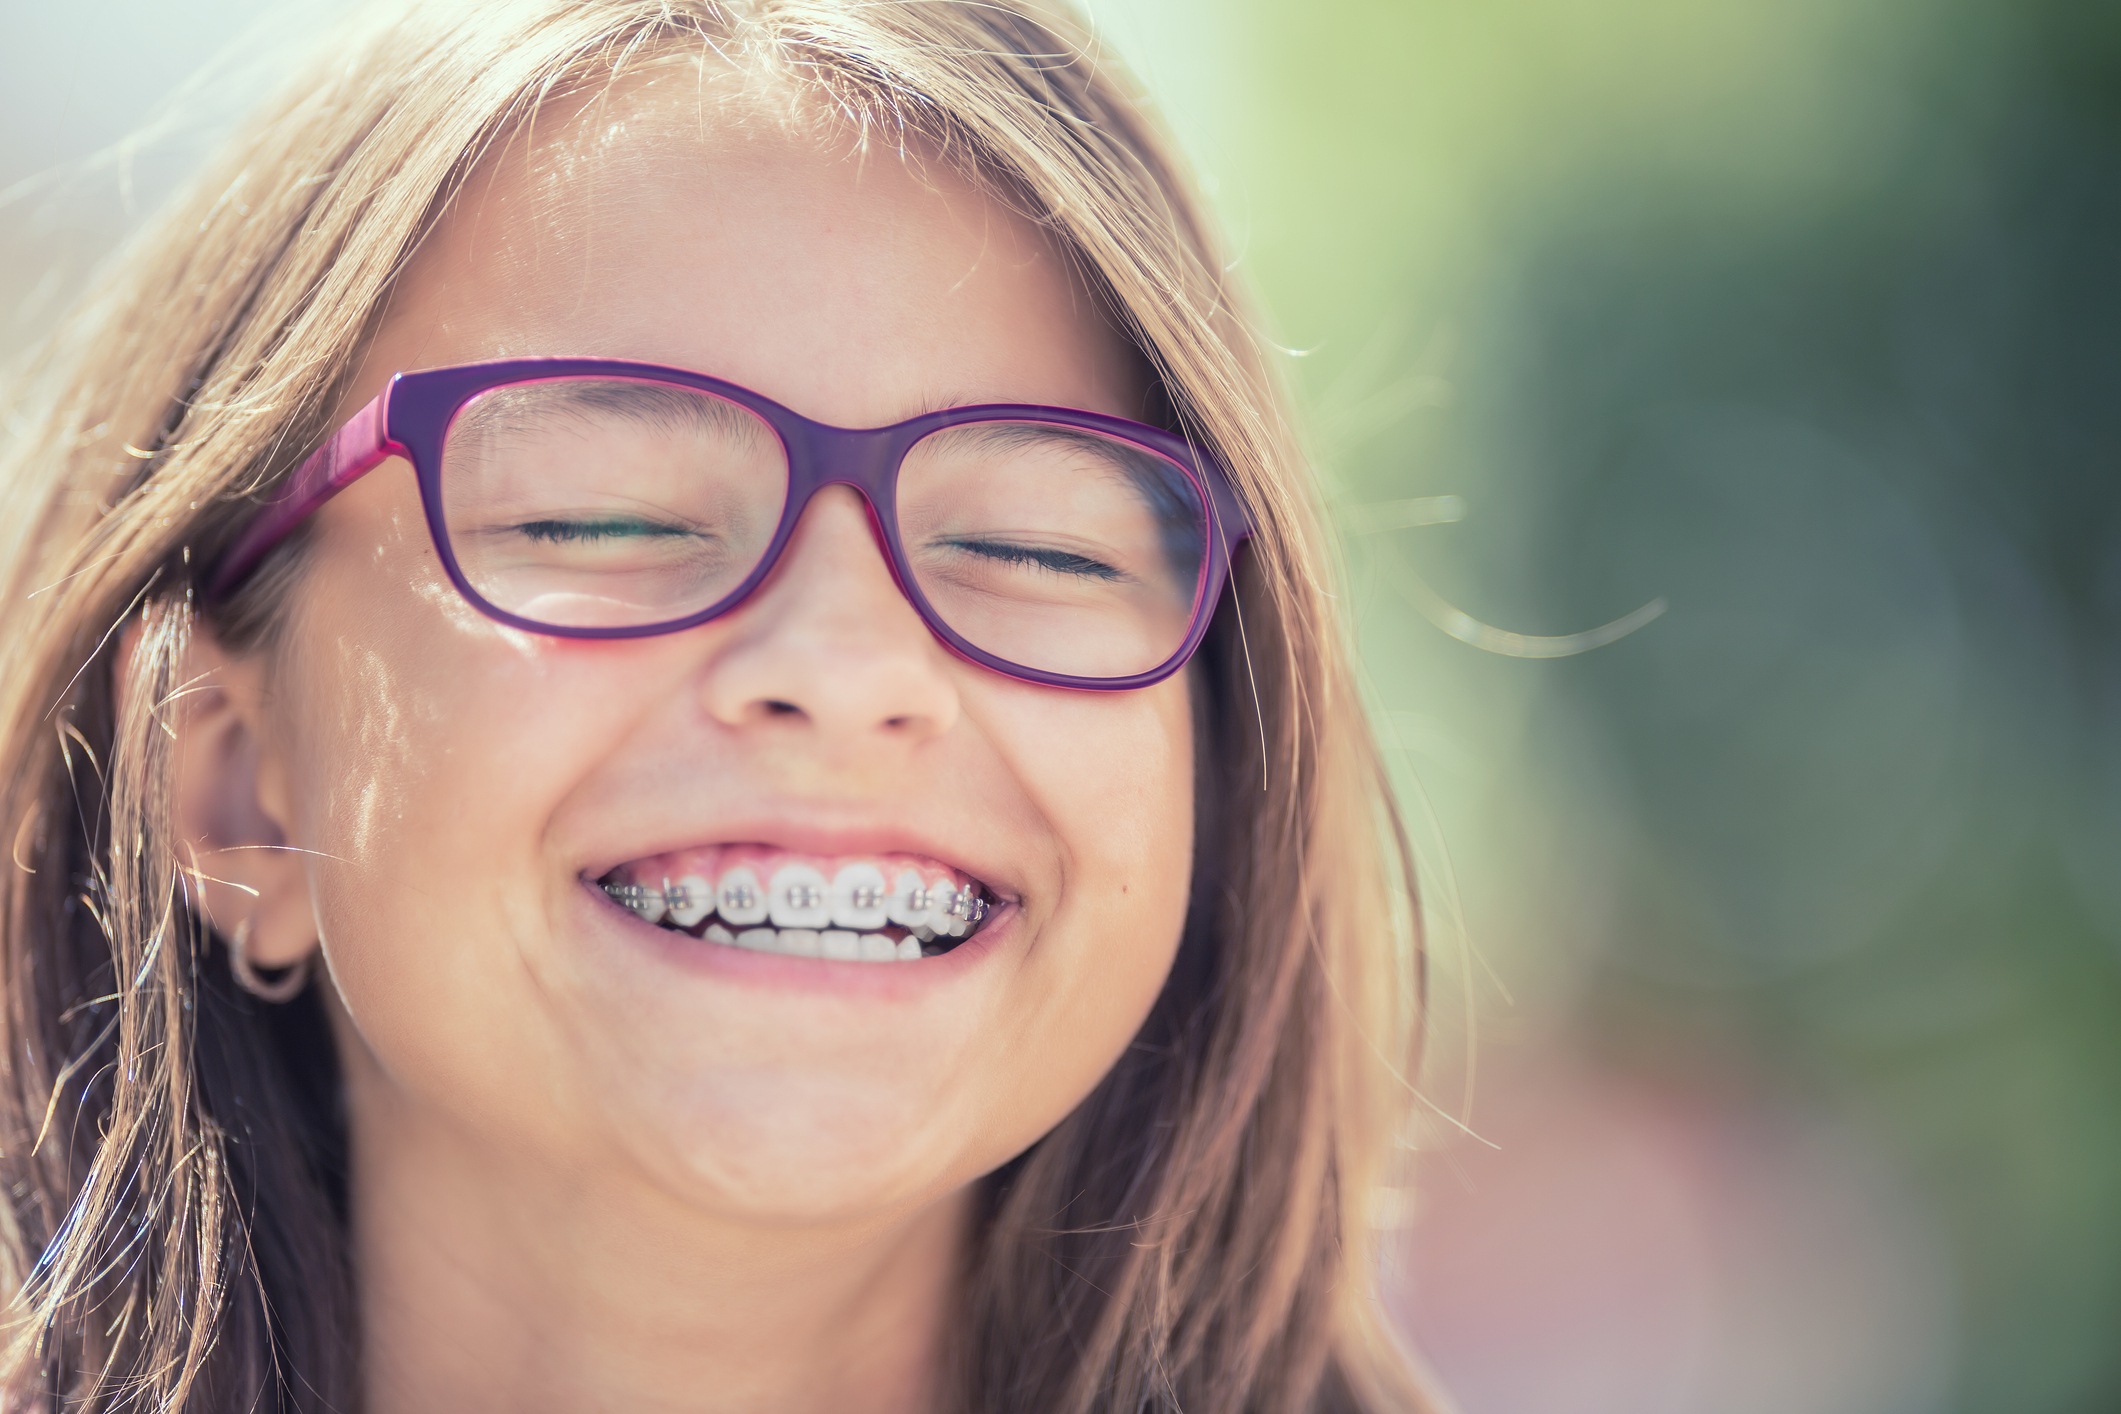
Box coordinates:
[775,417,917,598]
[780,418,905,523]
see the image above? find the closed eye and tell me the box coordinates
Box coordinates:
[515,518,697,544]
[944,538,1126,581]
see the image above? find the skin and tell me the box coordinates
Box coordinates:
[170,73,1194,1414]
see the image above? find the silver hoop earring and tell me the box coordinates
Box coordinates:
[229,919,311,1004]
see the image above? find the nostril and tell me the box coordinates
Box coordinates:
[762,699,802,717]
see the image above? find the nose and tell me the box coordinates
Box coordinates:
[694,485,960,750]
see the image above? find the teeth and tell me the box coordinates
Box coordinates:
[717,868,768,926]
[607,854,993,962]
[607,882,668,924]
[886,870,933,930]
[768,865,833,929]
[667,874,714,927]
[932,887,963,937]
[620,911,931,963]
[831,863,891,930]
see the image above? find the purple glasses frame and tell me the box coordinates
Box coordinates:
[206,357,1253,691]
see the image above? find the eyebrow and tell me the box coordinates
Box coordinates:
[455,378,769,442]
[915,390,1098,419]
[938,419,1135,460]
[916,391,980,417]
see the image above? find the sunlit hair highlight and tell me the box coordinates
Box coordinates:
[0,2,1434,1409]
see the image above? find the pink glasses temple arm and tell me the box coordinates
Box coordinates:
[206,390,396,597]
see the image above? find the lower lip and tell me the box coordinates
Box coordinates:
[577,877,1016,999]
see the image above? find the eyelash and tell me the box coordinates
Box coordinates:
[516,518,691,543]
[948,538,1124,581]
[511,522,1121,583]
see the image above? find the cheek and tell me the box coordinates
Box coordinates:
[964,676,1194,1154]
[990,671,1192,846]
[269,577,661,1136]
[1046,692,1192,926]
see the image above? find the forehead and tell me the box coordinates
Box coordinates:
[365,63,1137,425]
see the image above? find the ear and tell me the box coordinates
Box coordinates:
[130,619,318,971]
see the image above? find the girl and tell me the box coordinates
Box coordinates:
[0,2,1434,1410]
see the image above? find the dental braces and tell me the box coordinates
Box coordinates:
[601,880,987,925]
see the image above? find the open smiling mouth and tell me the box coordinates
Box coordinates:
[598,846,995,963]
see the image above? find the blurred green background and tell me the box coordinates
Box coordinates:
[4,1,2117,1410]
[1117,1,2121,1409]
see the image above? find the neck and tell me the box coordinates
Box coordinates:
[345,1066,966,1414]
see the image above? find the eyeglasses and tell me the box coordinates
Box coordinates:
[207,358,1253,690]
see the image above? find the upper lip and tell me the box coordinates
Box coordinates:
[581,812,1022,904]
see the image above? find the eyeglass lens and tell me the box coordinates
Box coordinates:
[438,377,1208,679]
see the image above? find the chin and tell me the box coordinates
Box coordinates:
[622,1067,977,1222]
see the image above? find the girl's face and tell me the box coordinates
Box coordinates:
[239,89,1194,1224]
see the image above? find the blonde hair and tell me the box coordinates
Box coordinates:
[0,3,1433,1409]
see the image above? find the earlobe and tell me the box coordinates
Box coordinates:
[147,621,318,973]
